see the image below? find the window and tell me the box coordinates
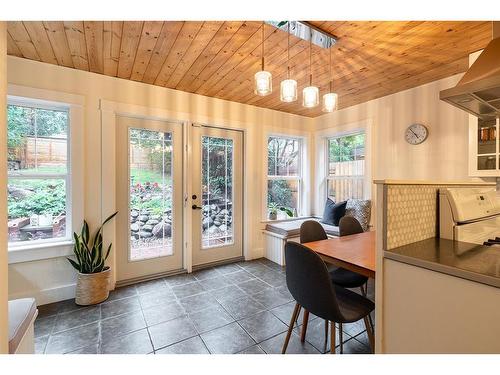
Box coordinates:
[7,102,70,246]
[327,132,365,202]
[267,136,302,218]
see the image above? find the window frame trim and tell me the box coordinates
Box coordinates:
[265,133,305,219]
[324,130,367,203]
[6,85,84,262]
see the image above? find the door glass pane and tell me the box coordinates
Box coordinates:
[201,136,234,248]
[129,128,173,261]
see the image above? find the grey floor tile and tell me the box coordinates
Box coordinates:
[35,316,56,338]
[192,268,222,281]
[138,288,177,310]
[237,278,272,295]
[56,299,87,314]
[101,328,153,354]
[209,285,246,303]
[214,263,243,275]
[275,285,293,300]
[269,302,316,326]
[164,273,197,287]
[142,300,186,326]
[238,311,288,343]
[223,270,255,284]
[101,296,141,319]
[135,278,169,295]
[198,276,232,291]
[342,319,367,337]
[37,303,60,318]
[218,295,266,320]
[107,285,138,302]
[101,310,146,342]
[53,306,100,333]
[353,331,373,352]
[45,322,100,354]
[188,305,234,334]
[257,272,287,288]
[237,345,266,354]
[35,335,49,354]
[200,322,256,354]
[293,319,346,353]
[251,288,292,309]
[155,336,209,354]
[338,337,371,354]
[171,282,205,299]
[178,292,220,314]
[260,331,320,354]
[67,344,100,354]
[148,316,198,350]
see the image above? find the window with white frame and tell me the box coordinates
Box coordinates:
[326,132,365,202]
[267,136,302,218]
[7,101,71,246]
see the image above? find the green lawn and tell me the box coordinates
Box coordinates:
[130,168,171,185]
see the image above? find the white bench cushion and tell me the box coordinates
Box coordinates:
[265,217,339,238]
[8,298,37,354]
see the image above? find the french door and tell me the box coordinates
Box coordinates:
[115,116,184,282]
[191,125,243,266]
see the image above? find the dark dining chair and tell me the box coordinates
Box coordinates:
[298,219,369,352]
[282,241,375,354]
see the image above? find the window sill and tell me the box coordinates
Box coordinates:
[8,240,74,264]
[260,215,321,224]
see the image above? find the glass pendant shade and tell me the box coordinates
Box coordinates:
[322,92,338,112]
[302,86,319,108]
[254,70,272,96]
[280,79,297,102]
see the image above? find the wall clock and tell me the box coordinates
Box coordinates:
[405,123,428,145]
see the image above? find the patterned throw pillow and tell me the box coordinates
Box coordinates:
[345,199,372,231]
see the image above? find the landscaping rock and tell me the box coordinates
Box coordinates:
[142,224,153,232]
[152,222,172,237]
[130,223,140,232]
[138,215,149,222]
[146,219,159,226]
[138,231,152,238]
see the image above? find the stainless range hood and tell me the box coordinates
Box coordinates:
[440,22,500,119]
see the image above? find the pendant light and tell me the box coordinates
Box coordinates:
[322,45,338,112]
[254,22,272,96]
[280,21,297,102]
[302,28,319,108]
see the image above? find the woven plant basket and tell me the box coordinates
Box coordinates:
[75,268,111,305]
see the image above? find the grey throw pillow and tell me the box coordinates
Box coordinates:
[345,199,371,231]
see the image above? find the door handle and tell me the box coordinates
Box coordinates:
[192,204,203,210]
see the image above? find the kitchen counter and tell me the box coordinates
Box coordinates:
[384,237,500,289]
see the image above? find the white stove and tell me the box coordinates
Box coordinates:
[439,187,500,248]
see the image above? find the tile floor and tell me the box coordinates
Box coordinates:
[34,258,374,354]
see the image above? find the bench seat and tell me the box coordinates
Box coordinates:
[8,298,38,354]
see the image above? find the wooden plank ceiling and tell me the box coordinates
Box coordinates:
[7,21,493,117]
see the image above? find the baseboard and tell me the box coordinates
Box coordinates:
[9,283,76,306]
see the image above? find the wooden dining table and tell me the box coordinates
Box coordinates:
[305,230,376,279]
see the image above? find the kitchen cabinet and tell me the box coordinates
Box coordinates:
[469,116,500,177]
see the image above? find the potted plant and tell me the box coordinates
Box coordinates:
[268,203,294,220]
[67,212,118,305]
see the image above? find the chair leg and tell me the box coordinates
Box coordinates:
[300,310,310,342]
[330,320,336,354]
[323,320,328,353]
[282,303,301,354]
[363,316,375,353]
[339,323,343,354]
[295,306,302,327]
[360,284,367,297]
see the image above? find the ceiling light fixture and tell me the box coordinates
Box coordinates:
[302,28,319,108]
[254,22,272,96]
[322,45,338,113]
[280,21,297,103]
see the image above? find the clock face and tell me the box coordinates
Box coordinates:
[405,124,428,145]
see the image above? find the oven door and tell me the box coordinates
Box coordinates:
[455,215,500,245]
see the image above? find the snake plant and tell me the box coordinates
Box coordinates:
[67,212,118,274]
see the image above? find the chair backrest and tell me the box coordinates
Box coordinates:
[284,241,342,322]
[339,216,364,236]
[300,220,328,243]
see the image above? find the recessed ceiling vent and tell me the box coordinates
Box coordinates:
[266,21,337,49]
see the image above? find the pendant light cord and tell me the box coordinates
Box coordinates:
[261,21,265,71]
[309,28,312,86]
[287,21,290,79]
[329,43,333,92]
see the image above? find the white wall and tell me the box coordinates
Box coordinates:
[313,74,490,215]
[0,22,9,354]
[6,56,314,305]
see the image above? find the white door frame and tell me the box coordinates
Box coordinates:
[100,100,248,288]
